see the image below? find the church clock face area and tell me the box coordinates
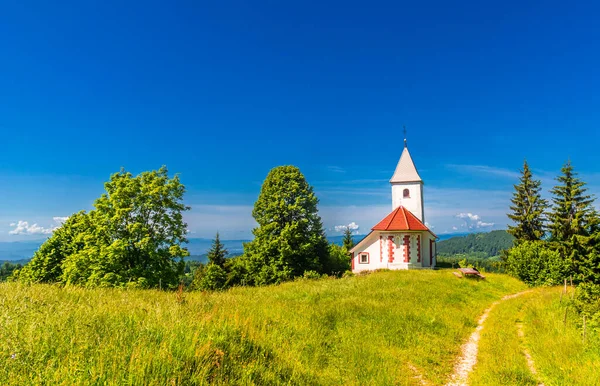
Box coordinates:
[349,135,437,272]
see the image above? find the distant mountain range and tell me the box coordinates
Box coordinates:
[0,232,485,263]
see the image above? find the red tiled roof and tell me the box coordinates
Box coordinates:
[372,206,430,232]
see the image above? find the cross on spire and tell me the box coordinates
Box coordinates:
[403,125,407,148]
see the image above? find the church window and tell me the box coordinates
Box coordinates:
[359,253,369,264]
[403,188,410,198]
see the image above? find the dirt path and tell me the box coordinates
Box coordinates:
[516,320,545,386]
[445,291,532,386]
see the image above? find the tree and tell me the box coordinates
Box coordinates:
[192,263,227,291]
[342,226,355,250]
[243,165,329,285]
[504,241,569,286]
[207,232,228,267]
[547,161,599,281]
[507,160,548,243]
[548,160,596,242]
[18,166,190,288]
[323,243,351,275]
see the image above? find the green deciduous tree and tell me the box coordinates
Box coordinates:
[207,232,228,267]
[243,165,329,285]
[17,166,190,288]
[507,160,548,243]
[342,227,355,250]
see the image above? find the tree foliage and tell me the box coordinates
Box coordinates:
[207,232,228,267]
[322,243,351,276]
[504,241,570,286]
[243,166,329,285]
[17,167,189,288]
[192,263,227,291]
[507,160,548,242]
[437,230,514,258]
[548,160,597,242]
[342,227,355,250]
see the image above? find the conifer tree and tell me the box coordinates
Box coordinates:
[342,226,354,250]
[207,232,228,267]
[507,160,548,243]
[548,160,596,242]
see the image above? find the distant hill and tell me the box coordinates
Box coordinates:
[437,230,514,258]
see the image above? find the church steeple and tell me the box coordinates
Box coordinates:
[390,132,425,222]
[389,146,422,184]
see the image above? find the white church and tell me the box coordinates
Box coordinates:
[350,139,437,272]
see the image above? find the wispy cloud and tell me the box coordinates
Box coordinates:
[445,164,521,179]
[326,166,346,173]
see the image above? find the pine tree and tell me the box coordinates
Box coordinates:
[507,160,548,243]
[548,160,596,242]
[342,226,354,250]
[207,232,228,267]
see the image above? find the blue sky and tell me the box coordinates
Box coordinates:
[1,1,600,241]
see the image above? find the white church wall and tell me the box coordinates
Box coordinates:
[352,233,382,273]
[391,183,424,222]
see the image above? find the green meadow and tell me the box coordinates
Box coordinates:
[1,270,525,385]
[470,287,600,386]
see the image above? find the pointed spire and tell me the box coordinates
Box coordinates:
[390,144,422,183]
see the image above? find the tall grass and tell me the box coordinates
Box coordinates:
[524,287,600,385]
[470,287,600,386]
[0,270,526,385]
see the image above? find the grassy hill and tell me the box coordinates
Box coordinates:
[0,270,526,385]
[437,230,514,258]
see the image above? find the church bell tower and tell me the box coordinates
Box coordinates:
[390,133,424,222]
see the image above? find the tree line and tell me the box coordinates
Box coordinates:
[12,165,355,290]
[505,160,600,327]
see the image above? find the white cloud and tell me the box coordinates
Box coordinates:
[454,212,495,231]
[53,216,69,225]
[456,213,481,221]
[9,221,53,235]
[8,217,69,236]
[334,221,360,233]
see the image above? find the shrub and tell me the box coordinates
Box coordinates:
[302,270,322,280]
[505,241,570,286]
[574,282,600,337]
[322,244,350,276]
[194,264,228,291]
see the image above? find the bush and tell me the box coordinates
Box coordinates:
[322,244,350,276]
[574,282,600,336]
[302,270,322,280]
[505,241,570,286]
[192,264,228,291]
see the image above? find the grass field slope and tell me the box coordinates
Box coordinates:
[1,271,526,385]
[470,287,600,386]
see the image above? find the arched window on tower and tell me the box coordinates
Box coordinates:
[403,188,410,198]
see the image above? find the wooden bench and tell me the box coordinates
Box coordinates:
[456,268,486,280]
